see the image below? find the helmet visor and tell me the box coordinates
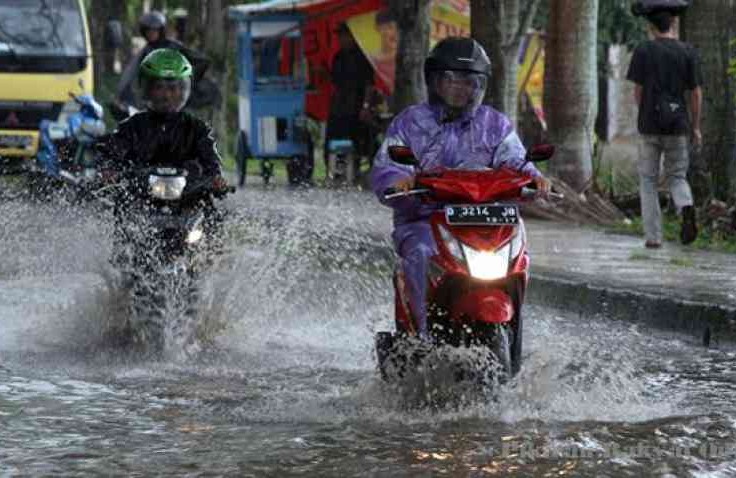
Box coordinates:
[141,77,191,113]
[431,70,488,111]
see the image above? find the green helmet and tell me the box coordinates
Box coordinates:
[139,48,193,113]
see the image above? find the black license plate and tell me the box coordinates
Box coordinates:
[445,204,519,225]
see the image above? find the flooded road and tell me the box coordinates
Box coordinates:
[2,188,736,477]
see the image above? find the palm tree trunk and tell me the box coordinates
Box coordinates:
[682,1,736,201]
[544,0,598,191]
[389,0,432,112]
[471,0,542,124]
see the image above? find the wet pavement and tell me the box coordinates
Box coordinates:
[213,174,736,318]
[3,185,736,476]
[527,220,736,312]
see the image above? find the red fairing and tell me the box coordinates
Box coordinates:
[417,168,534,204]
[451,288,514,324]
[444,222,516,252]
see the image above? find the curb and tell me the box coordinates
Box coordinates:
[527,270,736,346]
[359,233,736,346]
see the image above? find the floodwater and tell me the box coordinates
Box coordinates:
[2,187,736,477]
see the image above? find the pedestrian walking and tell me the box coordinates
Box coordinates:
[626,6,703,248]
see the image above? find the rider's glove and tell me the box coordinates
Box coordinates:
[213,175,229,192]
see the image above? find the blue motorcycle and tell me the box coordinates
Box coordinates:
[35,93,107,189]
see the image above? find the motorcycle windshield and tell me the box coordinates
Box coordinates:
[418,168,533,203]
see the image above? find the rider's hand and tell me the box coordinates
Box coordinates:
[99,169,119,184]
[533,174,552,198]
[392,176,415,193]
[213,175,229,192]
[359,106,372,123]
[113,98,127,111]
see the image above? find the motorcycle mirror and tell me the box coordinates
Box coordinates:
[388,146,419,167]
[525,144,555,162]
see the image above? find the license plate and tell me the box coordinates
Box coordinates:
[0,135,33,149]
[445,204,519,225]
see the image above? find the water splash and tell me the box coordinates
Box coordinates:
[0,188,698,426]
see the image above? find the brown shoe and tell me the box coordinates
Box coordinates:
[645,240,662,249]
[680,205,698,245]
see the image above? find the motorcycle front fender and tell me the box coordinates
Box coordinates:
[451,288,514,324]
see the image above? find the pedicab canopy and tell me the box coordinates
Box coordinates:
[230,0,471,121]
[229,0,544,124]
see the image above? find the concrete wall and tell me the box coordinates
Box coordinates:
[599,45,640,197]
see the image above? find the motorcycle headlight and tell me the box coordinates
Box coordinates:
[462,243,511,281]
[438,224,465,263]
[149,175,187,200]
[510,224,525,259]
[185,227,204,244]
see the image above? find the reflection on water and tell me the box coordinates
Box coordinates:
[2,189,736,476]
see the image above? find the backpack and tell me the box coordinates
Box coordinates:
[651,42,689,133]
[653,88,688,133]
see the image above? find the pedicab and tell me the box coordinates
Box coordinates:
[229,5,313,186]
[228,0,473,187]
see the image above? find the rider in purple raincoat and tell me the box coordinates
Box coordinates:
[371,37,551,338]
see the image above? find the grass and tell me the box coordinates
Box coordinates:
[669,256,695,267]
[222,153,372,186]
[608,213,736,254]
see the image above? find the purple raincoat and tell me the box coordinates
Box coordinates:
[370,102,541,337]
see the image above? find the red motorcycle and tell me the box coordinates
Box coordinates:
[375,144,557,382]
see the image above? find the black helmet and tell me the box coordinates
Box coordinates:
[139,10,167,37]
[630,0,689,17]
[424,37,491,116]
[424,37,492,79]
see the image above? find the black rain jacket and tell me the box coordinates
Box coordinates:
[99,111,222,179]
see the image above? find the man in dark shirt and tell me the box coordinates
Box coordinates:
[626,9,702,248]
[324,23,375,179]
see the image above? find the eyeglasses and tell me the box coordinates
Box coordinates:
[438,70,485,90]
[149,79,184,93]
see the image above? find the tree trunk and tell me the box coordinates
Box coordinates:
[544,0,598,192]
[88,0,126,92]
[682,1,736,202]
[204,0,226,56]
[471,0,504,112]
[201,0,229,150]
[184,0,207,47]
[470,0,542,124]
[389,0,432,112]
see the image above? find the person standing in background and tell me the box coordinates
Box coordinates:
[626,8,702,248]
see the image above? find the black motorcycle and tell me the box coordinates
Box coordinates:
[107,166,232,351]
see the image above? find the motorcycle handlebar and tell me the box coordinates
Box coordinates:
[383,188,431,200]
[384,186,563,201]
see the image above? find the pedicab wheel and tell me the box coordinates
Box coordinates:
[260,159,274,185]
[236,153,247,187]
[286,155,310,186]
[236,130,251,188]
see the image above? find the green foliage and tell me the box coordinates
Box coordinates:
[609,214,736,254]
[729,38,736,104]
[597,0,646,73]
[533,0,646,49]
[598,0,646,48]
